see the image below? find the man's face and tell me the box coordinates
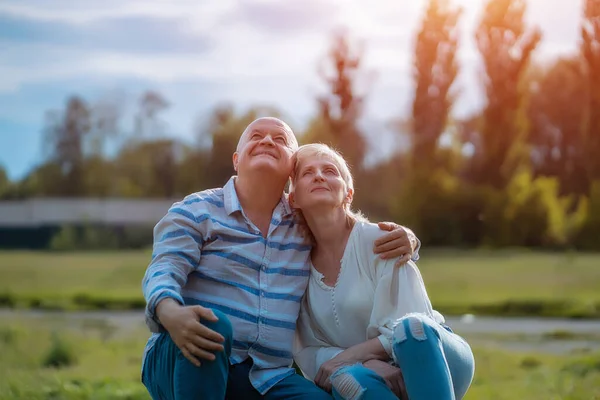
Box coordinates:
[234,118,298,179]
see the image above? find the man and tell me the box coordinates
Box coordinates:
[141,117,418,399]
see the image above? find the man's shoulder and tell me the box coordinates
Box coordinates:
[173,187,226,211]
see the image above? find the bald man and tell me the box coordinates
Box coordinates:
[141,117,418,400]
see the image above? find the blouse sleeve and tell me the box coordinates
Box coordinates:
[293,296,344,381]
[366,258,439,358]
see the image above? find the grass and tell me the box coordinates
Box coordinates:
[0,314,599,399]
[1,249,600,317]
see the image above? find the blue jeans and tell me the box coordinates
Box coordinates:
[142,309,332,400]
[331,313,475,400]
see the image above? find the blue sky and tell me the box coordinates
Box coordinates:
[0,0,583,180]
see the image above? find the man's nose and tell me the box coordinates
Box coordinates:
[259,134,275,146]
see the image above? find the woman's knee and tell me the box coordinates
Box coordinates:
[331,364,384,400]
[393,313,439,344]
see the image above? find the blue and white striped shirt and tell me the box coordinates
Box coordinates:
[142,176,312,394]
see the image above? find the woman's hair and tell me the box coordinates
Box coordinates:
[290,144,367,242]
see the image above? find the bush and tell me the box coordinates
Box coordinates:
[481,168,570,248]
[42,333,77,369]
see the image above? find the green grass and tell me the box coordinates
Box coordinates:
[1,249,600,317]
[0,315,599,399]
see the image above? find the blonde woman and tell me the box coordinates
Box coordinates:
[291,144,474,400]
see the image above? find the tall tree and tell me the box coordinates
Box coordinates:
[472,0,541,188]
[581,0,600,187]
[411,0,462,169]
[134,91,169,139]
[527,57,588,195]
[43,96,91,196]
[304,31,368,172]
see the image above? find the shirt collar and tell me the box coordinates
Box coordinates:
[223,176,293,218]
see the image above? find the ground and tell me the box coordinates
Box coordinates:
[0,249,599,399]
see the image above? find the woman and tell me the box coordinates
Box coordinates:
[291,144,475,400]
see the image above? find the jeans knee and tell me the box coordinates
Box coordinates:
[331,365,368,400]
[393,313,438,344]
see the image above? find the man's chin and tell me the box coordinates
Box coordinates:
[246,161,290,176]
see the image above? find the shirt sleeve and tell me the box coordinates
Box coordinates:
[142,201,206,333]
[366,258,438,359]
[293,296,344,381]
[401,225,421,261]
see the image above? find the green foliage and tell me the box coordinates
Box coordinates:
[481,168,570,247]
[573,181,600,250]
[471,0,541,188]
[42,333,77,369]
[49,224,119,252]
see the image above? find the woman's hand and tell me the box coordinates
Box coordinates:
[314,356,356,393]
[363,359,408,399]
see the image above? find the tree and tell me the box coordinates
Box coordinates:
[527,57,588,195]
[43,96,91,196]
[304,31,368,173]
[471,0,541,188]
[411,0,462,169]
[0,165,9,198]
[134,91,169,139]
[581,0,600,187]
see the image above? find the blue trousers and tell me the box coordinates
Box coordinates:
[142,309,332,400]
[330,313,475,400]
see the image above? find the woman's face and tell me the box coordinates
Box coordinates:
[292,155,350,212]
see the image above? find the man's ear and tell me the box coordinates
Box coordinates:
[232,152,239,172]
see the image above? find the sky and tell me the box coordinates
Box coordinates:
[0,0,584,180]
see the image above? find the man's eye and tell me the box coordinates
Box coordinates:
[274,137,286,144]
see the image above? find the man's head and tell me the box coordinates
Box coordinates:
[233,117,299,182]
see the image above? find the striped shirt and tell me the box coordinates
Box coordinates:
[142,176,312,394]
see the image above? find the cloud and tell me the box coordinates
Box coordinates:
[0,13,213,55]
[227,0,339,34]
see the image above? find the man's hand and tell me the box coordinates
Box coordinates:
[363,359,408,399]
[374,222,414,266]
[156,298,225,367]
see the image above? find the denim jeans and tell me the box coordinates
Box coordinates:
[330,313,475,400]
[142,309,332,400]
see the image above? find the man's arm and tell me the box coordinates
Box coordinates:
[142,202,224,366]
[143,204,204,330]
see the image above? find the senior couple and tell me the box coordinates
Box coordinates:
[141,117,475,399]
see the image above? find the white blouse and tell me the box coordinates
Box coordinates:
[293,221,444,380]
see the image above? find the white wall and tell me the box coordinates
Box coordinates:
[0,199,177,227]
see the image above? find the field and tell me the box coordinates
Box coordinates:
[0,249,600,399]
[1,249,600,317]
[1,313,599,399]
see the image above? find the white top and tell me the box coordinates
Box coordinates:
[293,221,444,380]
